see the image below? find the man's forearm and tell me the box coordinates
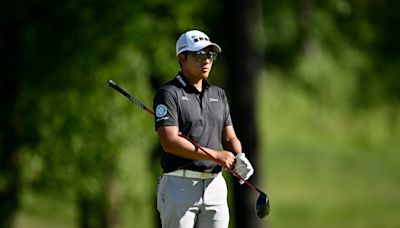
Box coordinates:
[223,137,242,154]
[159,134,220,161]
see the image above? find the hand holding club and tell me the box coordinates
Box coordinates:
[234,153,254,184]
[108,80,270,218]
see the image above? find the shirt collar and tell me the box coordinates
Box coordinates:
[176,72,211,92]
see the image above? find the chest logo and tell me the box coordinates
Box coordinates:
[209,98,219,102]
[182,96,190,101]
[155,104,168,117]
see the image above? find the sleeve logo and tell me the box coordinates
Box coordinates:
[155,104,168,117]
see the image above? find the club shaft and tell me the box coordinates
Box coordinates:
[108,80,154,116]
[178,133,262,193]
[108,80,265,195]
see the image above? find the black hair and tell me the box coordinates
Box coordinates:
[178,51,189,67]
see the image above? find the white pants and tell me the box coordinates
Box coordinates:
[157,172,230,228]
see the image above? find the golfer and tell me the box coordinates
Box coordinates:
[153,30,254,228]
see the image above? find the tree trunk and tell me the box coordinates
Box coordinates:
[298,0,314,56]
[77,172,121,228]
[0,80,21,228]
[78,192,109,228]
[0,2,22,226]
[221,0,266,227]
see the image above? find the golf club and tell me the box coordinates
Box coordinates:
[108,79,270,218]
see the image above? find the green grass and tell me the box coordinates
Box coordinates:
[15,73,400,228]
[259,75,400,227]
[15,192,76,228]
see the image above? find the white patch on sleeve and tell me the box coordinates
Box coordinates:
[155,104,168,117]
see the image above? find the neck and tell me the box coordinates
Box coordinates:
[181,71,203,92]
[192,80,202,92]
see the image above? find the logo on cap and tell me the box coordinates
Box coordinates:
[191,35,209,43]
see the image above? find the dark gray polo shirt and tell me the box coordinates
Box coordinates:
[153,72,232,173]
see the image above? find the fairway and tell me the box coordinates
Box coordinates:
[259,75,400,227]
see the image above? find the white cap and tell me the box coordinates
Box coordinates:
[176,30,222,56]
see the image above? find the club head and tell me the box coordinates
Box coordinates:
[256,192,270,218]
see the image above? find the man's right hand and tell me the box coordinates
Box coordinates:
[213,150,236,169]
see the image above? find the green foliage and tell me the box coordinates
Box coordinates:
[3,0,400,227]
[3,0,219,227]
[260,3,400,224]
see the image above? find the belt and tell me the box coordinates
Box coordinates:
[164,169,218,179]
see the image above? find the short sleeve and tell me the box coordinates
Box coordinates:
[153,87,179,130]
[221,90,232,127]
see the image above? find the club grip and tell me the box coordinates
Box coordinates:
[108,80,130,97]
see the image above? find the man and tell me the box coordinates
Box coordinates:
[153,30,254,228]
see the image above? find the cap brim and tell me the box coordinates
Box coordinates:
[188,41,222,53]
[208,43,222,53]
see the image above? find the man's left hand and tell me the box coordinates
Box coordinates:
[234,153,254,184]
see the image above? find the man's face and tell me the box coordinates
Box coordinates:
[180,47,218,81]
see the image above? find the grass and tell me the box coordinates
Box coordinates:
[15,73,400,228]
[259,75,400,227]
[14,192,76,228]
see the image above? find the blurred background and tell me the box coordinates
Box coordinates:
[1,0,399,227]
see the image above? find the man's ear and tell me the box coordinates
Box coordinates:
[178,53,186,65]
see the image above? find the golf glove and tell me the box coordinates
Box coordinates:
[234,153,254,185]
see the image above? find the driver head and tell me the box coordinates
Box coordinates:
[256,192,270,218]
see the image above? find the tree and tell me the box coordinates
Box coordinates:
[1,1,139,227]
[221,0,266,227]
[1,2,32,226]
[1,1,230,227]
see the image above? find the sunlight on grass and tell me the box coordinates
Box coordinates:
[14,67,400,228]
[15,193,76,228]
[258,74,400,228]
